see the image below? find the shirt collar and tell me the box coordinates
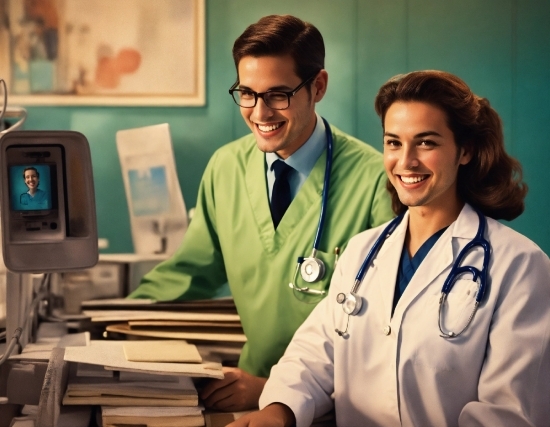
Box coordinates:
[265,113,327,175]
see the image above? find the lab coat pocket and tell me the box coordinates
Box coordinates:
[437,279,480,333]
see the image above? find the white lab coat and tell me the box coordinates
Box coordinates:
[260,204,550,427]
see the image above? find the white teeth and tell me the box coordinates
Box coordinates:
[258,123,282,132]
[400,175,427,184]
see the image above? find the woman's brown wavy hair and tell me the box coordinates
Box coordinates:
[374,70,527,220]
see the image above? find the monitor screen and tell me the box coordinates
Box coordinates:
[9,164,55,212]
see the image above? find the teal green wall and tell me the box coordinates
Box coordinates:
[19,0,550,255]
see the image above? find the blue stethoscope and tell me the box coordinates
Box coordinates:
[288,117,333,297]
[335,209,491,339]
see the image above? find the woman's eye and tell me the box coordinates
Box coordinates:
[419,139,435,147]
[385,139,400,147]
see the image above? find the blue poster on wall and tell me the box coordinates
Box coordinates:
[128,166,170,217]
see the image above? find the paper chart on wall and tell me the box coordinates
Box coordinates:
[117,123,188,255]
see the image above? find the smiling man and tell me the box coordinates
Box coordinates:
[129,15,393,411]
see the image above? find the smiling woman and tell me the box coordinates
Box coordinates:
[232,71,550,427]
[382,101,472,251]
[375,71,527,222]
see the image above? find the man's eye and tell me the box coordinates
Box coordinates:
[239,90,255,99]
[266,92,288,102]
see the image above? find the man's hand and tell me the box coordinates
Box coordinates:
[198,367,267,411]
[226,403,296,427]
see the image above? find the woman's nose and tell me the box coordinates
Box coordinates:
[398,147,420,169]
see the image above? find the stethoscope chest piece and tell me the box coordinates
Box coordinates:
[300,257,325,283]
[336,292,363,315]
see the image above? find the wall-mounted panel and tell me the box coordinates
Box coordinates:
[7,0,549,255]
[407,0,514,144]
[511,0,550,251]
[356,0,408,149]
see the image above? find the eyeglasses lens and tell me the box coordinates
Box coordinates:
[234,91,290,110]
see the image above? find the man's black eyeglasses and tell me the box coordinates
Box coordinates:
[228,73,318,110]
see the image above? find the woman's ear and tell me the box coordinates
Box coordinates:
[459,143,473,166]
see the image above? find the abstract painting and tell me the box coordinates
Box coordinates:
[0,0,205,105]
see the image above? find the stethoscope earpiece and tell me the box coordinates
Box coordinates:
[335,328,348,338]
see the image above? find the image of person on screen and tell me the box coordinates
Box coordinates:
[20,167,48,207]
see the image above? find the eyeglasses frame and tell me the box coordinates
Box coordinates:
[228,72,319,110]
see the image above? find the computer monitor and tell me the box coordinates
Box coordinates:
[0,131,98,272]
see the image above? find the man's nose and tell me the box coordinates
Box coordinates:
[250,97,274,121]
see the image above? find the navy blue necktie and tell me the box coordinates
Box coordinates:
[271,160,293,229]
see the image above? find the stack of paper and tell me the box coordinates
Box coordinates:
[63,374,199,406]
[63,340,224,380]
[81,298,246,364]
[60,340,225,426]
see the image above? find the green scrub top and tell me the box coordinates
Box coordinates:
[129,125,393,377]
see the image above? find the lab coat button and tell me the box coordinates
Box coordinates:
[383,325,391,335]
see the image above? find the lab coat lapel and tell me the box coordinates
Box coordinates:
[371,212,409,318]
[393,204,480,316]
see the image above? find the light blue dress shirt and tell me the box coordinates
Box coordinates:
[266,114,327,202]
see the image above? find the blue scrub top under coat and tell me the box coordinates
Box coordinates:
[392,226,449,312]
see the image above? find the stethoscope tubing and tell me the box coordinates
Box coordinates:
[337,208,491,339]
[288,117,334,292]
[441,209,489,304]
[312,117,333,252]
[352,213,405,291]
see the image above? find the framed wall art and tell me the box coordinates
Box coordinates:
[0,0,205,106]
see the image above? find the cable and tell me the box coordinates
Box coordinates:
[0,79,7,122]
[0,78,28,134]
[0,273,51,366]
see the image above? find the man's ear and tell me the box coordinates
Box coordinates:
[313,70,328,103]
